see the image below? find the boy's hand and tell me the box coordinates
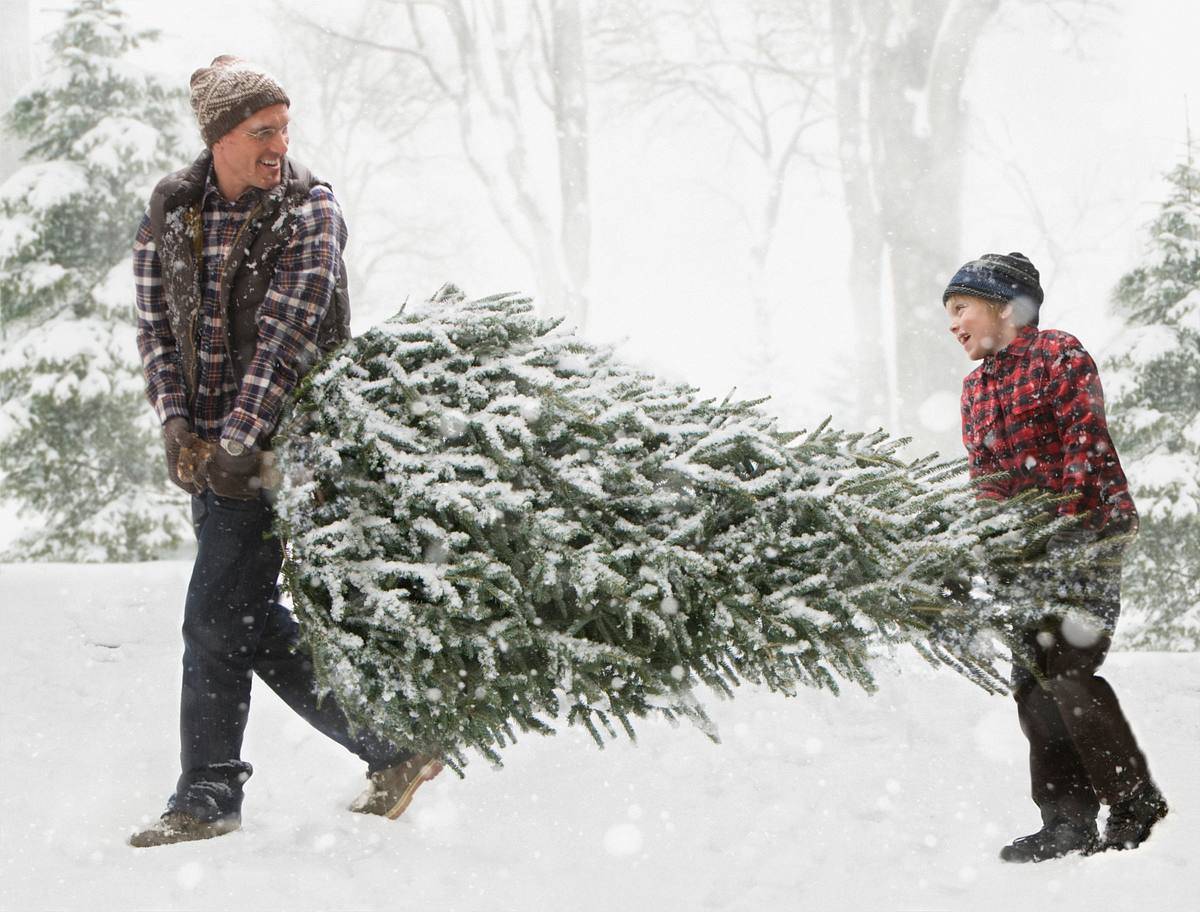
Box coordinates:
[941,574,974,606]
[1044,526,1099,554]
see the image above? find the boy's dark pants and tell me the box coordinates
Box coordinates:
[170,491,403,822]
[1010,545,1153,827]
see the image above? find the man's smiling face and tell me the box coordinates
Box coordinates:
[210,103,290,201]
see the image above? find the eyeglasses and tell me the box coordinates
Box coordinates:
[242,124,290,143]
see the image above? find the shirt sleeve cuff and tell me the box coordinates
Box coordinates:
[221,409,268,451]
[155,394,190,426]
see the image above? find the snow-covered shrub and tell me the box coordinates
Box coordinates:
[0,0,190,560]
[1106,154,1200,650]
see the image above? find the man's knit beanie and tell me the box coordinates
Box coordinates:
[942,252,1044,309]
[189,55,290,147]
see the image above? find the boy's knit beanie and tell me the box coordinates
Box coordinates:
[189,55,290,147]
[942,252,1044,308]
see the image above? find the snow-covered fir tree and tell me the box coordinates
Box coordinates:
[0,0,190,560]
[1106,149,1200,650]
[274,289,1060,771]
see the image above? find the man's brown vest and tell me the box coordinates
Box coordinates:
[146,150,350,416]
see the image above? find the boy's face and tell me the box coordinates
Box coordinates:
[945,294,1013,360]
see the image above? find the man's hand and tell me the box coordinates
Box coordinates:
[177,437,215,490]
[208,445,264,500]
[162,417,204,495]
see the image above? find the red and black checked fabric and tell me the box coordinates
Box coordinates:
[134,168,347,449]
[960,326,1137,530]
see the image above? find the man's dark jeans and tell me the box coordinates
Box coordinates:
[170,491,403,822]
[1010,541,1155,828]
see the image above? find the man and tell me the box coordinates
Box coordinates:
[943,252,1168,863]
[130,56,441,848]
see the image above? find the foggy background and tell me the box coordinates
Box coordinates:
[1,10,1197,904]
[3,0,1198,458]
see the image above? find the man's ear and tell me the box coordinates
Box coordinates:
[210,137,230,173]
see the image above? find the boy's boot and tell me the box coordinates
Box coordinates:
[999,818,1098,863]
[1102,783,1168,851]
[128,811,240,848]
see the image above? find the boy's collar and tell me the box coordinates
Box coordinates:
[981,324,1037,373]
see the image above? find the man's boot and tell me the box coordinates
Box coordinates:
[1102,783,1168,851]
[349,754,444,819]
[128,811,241,848]
[999,819,1098,863]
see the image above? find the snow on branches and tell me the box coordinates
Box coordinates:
[274,290,1047,770]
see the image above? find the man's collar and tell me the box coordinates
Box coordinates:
[201,160,217,201]
[201,163,245,206]
[202,162,278,208]
[981,324,1037,374]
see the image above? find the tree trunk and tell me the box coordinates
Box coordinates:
[550,0,591,330]
[832,0,1000,450]
[830,1,889,429]
[0,0,32,183]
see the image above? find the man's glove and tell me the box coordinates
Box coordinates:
[207,445,265,500]
[177,437,215,490]
[162,417,204,495]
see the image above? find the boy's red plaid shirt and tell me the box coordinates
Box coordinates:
[960,325,1137,530]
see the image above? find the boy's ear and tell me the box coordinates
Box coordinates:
[999,301,1014,322]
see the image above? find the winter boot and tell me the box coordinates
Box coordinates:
[1102,783,1168,851]
[349,754,444,819]
[999,819,1099,863]
[128,811,240,848]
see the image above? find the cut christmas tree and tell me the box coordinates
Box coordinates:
[274,289,1062,771]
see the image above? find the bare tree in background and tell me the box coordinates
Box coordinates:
[279,2,449,315]
[0,0,33,183]
[830,0,1110,446]
[593,0,829,390]
[831,0,1002,442]
[297,0,593,329]
[591,0,1013,434]
[278,0,1113,440]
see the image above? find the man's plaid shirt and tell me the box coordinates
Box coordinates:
[960,325,1137,530]
[134,168,347,449]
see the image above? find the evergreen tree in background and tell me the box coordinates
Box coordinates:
[275,290,1057,771]
[0,0,190,560]
[1106,150,1200,650]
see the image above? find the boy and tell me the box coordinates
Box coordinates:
[943,252,1168,863]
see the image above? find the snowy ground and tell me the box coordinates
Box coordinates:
[0,562,1195,912]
